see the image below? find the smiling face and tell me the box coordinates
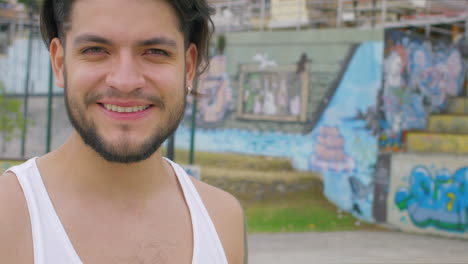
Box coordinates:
[50,0,197,163]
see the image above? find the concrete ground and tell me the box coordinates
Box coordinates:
[248,231,468,264]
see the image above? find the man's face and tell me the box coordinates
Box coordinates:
[50,0,197,163]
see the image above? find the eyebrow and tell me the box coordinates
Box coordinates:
[74,34,113,46]
[74,34,177,49]
[138,37,177,49]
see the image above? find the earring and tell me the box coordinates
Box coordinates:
[187,85,193,94]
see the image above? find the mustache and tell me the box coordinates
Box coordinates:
[84,89,165,109]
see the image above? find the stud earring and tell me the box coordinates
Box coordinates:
[187,85,193,94]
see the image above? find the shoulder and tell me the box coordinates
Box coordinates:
[0,171,33,263]
[190,177,246,264]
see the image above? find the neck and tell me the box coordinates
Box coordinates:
[38,132,173,200]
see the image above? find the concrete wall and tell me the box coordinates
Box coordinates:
[387,153,468,238]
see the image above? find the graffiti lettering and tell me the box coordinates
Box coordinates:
[395,165,468,232]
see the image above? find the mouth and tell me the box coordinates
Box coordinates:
[99,103,152,113]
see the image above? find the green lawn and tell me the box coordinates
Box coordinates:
[244,190,379,233]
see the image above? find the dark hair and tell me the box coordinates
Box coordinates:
[40,0,214,78]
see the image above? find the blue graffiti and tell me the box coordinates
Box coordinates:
[395,165,468,232]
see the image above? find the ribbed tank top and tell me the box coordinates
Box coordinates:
[6,158,228,264]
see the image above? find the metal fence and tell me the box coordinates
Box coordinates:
[210,0,468,33]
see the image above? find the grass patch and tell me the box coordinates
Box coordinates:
[244,189,381,233]
[169,148,294,171]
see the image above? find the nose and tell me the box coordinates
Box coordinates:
[105,52,145,92]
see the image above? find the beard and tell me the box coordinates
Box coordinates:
[64,74,186,164]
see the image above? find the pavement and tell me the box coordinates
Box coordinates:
[248,231,468,264]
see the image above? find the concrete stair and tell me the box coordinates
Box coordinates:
[406,96,468,154]
[406,132,468,154]
[427,114,468,133]
[446,97,468,114]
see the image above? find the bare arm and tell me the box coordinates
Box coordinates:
[0,172,33,263]
[191,178,246,264]
[243,210,248,264]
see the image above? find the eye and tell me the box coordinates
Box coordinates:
[81,47,106,54]
[144,49,169,56]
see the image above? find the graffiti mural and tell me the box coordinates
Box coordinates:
[307,42,383,221]
[309,126,356,173]
[186,55,233,128]
[380,30,467,150]
[388,154,468,238]
[394,165,468,232]
[237,64,308,122]
[174,40,383,222]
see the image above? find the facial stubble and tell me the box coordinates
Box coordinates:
[63,66,187,164]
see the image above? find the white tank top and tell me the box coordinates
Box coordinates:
[6,157,228,264]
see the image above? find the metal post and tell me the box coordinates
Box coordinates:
[260,0,266,32]
[189,97,197,164]
[296,0,301,31]
[336,0,342,28]
[381,0,387,27]
[371,0,377,28]
[167,134,175,160]
[189,81,198,165]
[20,27,33,157]
[46,62,54,153]
[227,0,232,32]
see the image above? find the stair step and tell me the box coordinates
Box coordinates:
[428,115,468,133]
[406,132,468,154]
[446,97,468,114]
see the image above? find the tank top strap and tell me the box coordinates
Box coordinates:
[164,158,228,264]
[6,158,82,264]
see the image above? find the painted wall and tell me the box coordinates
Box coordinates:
[310,42,382,221]
[379,29,467,150]
[388,153,468,238]
[175,29,384,221]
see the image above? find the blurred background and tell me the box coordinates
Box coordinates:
[2,0,468,263]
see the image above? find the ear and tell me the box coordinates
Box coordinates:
[185,43,198,88]
[49,38,65,88]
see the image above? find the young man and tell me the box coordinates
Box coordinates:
[0,0,246,263]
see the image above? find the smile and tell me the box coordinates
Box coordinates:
[102,104,151,113]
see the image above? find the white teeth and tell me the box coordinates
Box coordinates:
[103,104,149,113]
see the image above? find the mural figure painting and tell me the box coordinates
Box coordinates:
[0,0,246,263]
[380,30,467,150]
[187,55,233,128]
[238,63,307,122]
